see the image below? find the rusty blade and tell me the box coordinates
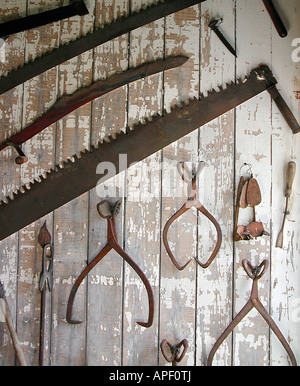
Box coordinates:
[38,221,52,248]
[0,65,287,241]
[0,56,188,154]
[0,0,207,95]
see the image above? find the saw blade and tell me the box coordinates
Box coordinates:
[0,56,189,153]
[0,65,279,241]
[0,0,206,95]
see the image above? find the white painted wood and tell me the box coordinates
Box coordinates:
[86,0,129,367]
[122,0,164,365]
[270,0,300,367]
[0,0,28,367]
[234,0,272,366]
[197,0,235,367]
[159,4,200,367]
[0,299,5,323]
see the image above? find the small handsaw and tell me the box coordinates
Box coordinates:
[0,65,299,241]
[0,0,207,95]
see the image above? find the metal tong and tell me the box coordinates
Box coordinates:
[38,221,53,366]
[160,339,188,366]
[66,199,154,328]
[163,161,222,270]
[207,259,297,366]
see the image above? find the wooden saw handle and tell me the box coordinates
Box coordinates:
[262,0,287,38]
[285,161,296,198]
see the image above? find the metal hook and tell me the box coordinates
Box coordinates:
[66,199,154,328]
[239,162,253,179]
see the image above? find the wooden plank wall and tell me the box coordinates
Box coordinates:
[0,0,299,366]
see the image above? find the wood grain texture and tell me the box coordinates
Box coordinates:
[197,0,235,367]
[17,0,61,366]
[270,0,299,367]
[159,4,200,367]
[234,0,272,366]
[0,0,28,367]
[87,0,129,366]
[50,0,95,366]
[0,0,299,367]
[122,0,164,366]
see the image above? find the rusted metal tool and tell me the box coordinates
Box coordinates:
[234,164,270,241]
[160,339,188,366]
[1,65,299,242]
[66,200,154,328]
[207,259,297,366]
[0,1,89,39]
[0,0,207,95]
[163,161,222,270]
[0,281,28,366]
[276,161,296,248]
[37,221,53,366]
[262,0,287,38]
[0,56,188,163]
[208,18,237,57]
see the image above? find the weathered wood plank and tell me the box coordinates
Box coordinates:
[270,0,300,367]
[122,0,164,366]
[16,0,61,366]
[234,0,272,366]
[0,0,28,367]
[197,0,235,367]
[50,0,95,366]
[159,4,200,367]
[86,0,129,366]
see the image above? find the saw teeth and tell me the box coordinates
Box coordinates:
[0,65,270,208]
[0,0,168,83]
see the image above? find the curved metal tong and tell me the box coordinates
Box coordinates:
[207,259,297,366]
[66,199,154,328]
[163,161,222,270]
[160,339,188,366]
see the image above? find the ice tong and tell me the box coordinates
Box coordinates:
[207,259,297,366]
[163,161,222,270]
[66,199,154,328]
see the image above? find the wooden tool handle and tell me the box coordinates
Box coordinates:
[285,161,296,197]
[4,300,28,366]
[262,0,287,38]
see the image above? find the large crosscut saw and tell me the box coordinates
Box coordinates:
[0,0,207,95]
[0,65,299,241]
